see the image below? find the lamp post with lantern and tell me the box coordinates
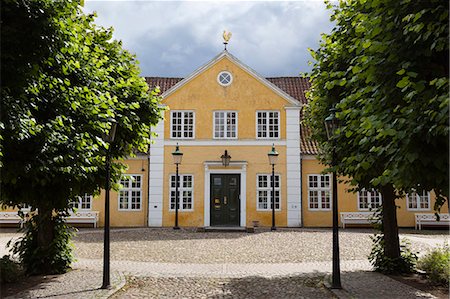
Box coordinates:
[172,144,183,230]
[267,144,279,231]
[101,118,117,289]
[324,107,342,289]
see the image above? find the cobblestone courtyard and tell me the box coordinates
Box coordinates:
[1,227,448,298]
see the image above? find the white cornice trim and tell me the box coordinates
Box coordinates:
[164,140,287,146]
[203,161,248,167]
[161,51,300,107]
[301,155,318,160]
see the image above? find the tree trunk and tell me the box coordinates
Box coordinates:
[380,184,400,260]
[36,203,55,274]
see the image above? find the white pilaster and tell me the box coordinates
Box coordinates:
[285,107,301,227]
[148,116,165,226]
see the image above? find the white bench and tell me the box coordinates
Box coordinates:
[0,212,24,228]
[340,212,379,228]
[415,213,450,230]
[65,211,99,228]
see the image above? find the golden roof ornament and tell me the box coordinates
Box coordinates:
[222,30,232,50]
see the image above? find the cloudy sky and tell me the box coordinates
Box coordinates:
[84,1,334,77]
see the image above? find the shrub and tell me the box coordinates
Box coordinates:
[368,207,418,274]
[369,234,418,274]
[0,255,24,283]
[8,214,76,275]
[418,244,450,286]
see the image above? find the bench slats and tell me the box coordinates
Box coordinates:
[340,212,379,228]
[0,211,99,228]
[415,213,450,230]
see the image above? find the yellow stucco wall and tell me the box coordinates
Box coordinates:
[162,146,287,227]
[163,56,291,140]
[94,158,148,227]
[301,157,449,227]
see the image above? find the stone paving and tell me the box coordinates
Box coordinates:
[1,227,448,298]
[73,258,372,278]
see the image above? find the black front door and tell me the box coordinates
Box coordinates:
[210,174,240,226]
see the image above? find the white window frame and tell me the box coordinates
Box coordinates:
[217,71,233,86]
[70,194,92,211]
[256,110,280,139]
[357,189,382,211]
[118,174,143,211]
[170,110,195,139]
[213,111,238,139]
[169,174,194,211]
[256,174,281,211]
[308,174,331,211]
[407,190,431,211]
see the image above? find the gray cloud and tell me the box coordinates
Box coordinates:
[84,1,333,77]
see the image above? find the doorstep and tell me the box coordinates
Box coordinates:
[197,226,254,233]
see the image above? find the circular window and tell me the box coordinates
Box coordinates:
[217,71,233,86]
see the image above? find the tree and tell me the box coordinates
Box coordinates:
[1,0,161,274]
[306,0,448,271]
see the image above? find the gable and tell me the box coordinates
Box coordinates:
[159,51,301,107]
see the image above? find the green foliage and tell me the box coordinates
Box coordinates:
[8,214,76,275]
[0,255,24,283]
[418,244,450,286]
[1,0,162,210]
[306,0,449,205]
[1,0,161,274]
[368,208,417,274]
[369,234,418,274]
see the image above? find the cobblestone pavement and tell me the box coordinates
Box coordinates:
[73,258,372,278]
[111,275,332,299]
[70,228,447,264]
[4,269,125,299]
[1,228,447,298]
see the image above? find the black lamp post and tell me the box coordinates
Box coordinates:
[324,107,342,289]
[221,150,231,166]
[267,144,279,231]
[101,118,117,290]
[172,143,183,230]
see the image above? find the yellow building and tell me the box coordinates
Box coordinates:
[145,50,303,228]
[2,48,448,229]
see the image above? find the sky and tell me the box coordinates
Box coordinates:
[83,1,334,78]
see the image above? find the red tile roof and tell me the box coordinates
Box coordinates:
[300,109,319,155]
[266,77,311,105]
[145,77,183,94]
[144,76,318,155]
[145,76,311,104]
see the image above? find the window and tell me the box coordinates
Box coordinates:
[214,111,237,139]
[119,175,142,211]
[169,174,193,211]
[257,174,281,210]
[217,71,233,86]
[70,194,92,210]
[308,174,331,210]
[171,111,195,139]
[358,189,382,210]
[407,190,430,210]
[257,111,279,139]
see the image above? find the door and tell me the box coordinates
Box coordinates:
[210,174,240,226]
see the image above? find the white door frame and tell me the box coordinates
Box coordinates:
[204,162,247,227]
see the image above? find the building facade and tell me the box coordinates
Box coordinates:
[3,49,448,228]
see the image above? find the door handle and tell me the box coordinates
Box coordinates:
[224,196,227,205]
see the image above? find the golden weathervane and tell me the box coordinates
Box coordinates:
[223,30,232,50]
